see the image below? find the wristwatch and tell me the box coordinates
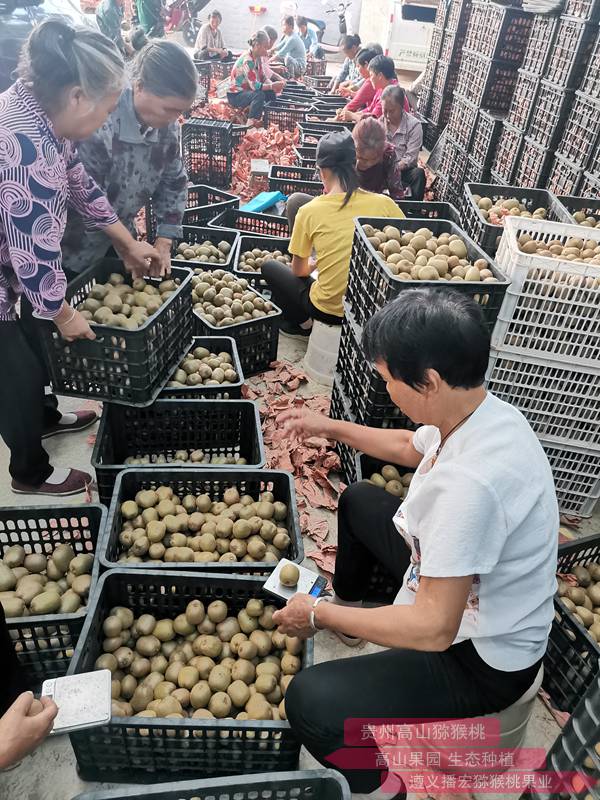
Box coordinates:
[309,595,329,632]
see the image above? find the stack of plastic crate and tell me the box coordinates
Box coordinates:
[487,216,600,518]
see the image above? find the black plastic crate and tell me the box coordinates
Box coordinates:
[41,260,193,407]
[432,60,459,96]
[305,109,353,127]
[335,305,418,430]
[67,569,314,783]
[581,171,600,197]
[544,533,600,713]
[182,119,232,188]
[581,31,600,98]
[528,82,575,150]
[489,170,509,186]
[446,0,472,34]
[513,137,554,188]
[268,165,322,197]
[194,286,281,377]
[235,234,291,290]
[563,0,600,22]
[194,60,213,95]
[446,93,478,151]
[454,50,519,114]
[440,27,467,62]
[293,145,317,168]
[428,26,443,60]
[416,84,432,117]
[556,192,600,225]
[208,208,290,239]
[548,155,585,198]
[396,200,461,225]
[463,183,571,255]
[344,217,509,332]
[305,58,327,76]
[171,226,239,271]
[464,156,490,184]
[0,504,105,688]
[436,136,468,187]
[506,70,540,132]
[101,468,300,574]
[434,174,462,209]
[263,102,309,132]
[521,13,558,74]
[92,400,265,506]
[209,58,235,81]
[557,92,600,171]
[311,97,347,110]
[231,124,250,148]
[329,380,357,485]
[545,17,597,89]
[471,109,504,169]
[423,119,440,150]
[160,336,244,401]
[72,770,350,800]
[428,89,452,127]
[463,1,533,64]
[491,122,524,185]
[184,185,239,227]
[304,74,330,90]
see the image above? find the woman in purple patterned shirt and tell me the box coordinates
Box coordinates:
[0,20,161,498]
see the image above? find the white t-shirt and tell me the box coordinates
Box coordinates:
[393,392,559,671]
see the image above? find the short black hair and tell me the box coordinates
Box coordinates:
[341,34,361,51]
[381,84,405,107]
[369,54,396,79]
[356,46,380,66]
[362,289,490,389]
[209,10,222,21]
[296,15,307,26]
[283,15,295,27]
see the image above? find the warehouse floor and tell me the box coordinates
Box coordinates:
[0,334,595,800]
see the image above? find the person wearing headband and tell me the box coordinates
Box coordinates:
[261,130,402,339]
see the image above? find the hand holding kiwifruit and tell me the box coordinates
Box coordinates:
[95,597,302,721]
[557,562,600,641]
[116,486,290,565]
[76,274,181,329]
[190,270,277,328]
[239,248,291,274]
[362,224,495,282]
[517,233,600,265]
[0,541,94,619]
[167,345,239,389]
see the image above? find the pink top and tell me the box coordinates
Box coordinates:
[0,82,118,320]
[364,79,404,118]
[346,79,376,112]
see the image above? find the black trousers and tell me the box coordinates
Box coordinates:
[285,482,543,793]
[0,604,26,715]
[402,166,426,201]
[227,89,276,120]
[261,260,343,326]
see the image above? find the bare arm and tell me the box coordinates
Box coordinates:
[279,407,423,467]
[291,254,312,277]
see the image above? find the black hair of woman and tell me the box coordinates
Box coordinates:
[368,54,396,79]
[133,39,197,101]
[356,46,381,66]
[341,33,361,51]
[316,130,359,208]
[248,29,270,49]
[209,10,222,21]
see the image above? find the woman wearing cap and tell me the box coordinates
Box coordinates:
[227,31,285,127]
[261,131,402,339]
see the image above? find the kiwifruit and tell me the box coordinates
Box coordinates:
[281,653,301,675]
[208,691,231,718]
[572,566,592,587]
[279,564,299,587]
[207,600,228,623]
[566,587,587,606]
[245,694,272,720]
[587,584,600,606]
[208,664,231,692]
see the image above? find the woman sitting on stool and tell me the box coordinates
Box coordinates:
[227,31,284,127]
[261,130,401,339]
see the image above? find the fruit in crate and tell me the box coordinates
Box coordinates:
[366,464,414,498]
[167,345,239,388]
[517,233,600,265]
[124,450,248,466]
[191,270,277,327]
[362,224,495,282]
[572,210,600,229]
[116,485,291,565]
[0,541,94,618]
[77,274,180,329]
[472,195,548,226]
[557,562,600,642]
[238,248,291,274]
[172,239,231,264]
[99,598,301,720]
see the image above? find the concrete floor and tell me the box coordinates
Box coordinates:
[0,333,588,799]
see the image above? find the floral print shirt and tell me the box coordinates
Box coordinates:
[228,51,266,93]
[61,87,187,274]
[0,82,118,320]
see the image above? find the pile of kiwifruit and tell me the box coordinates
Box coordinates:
[238,248,291,274]
[366,464,414,498]
[192,270,277,328]
[172,239,232,265]
[473,195,548,226]
[557,562,600,642]
[123,450,248,466]
[363,224,496,282]
[116,486,290,565]
[0,543,93,618]
[572,210,600,229]
[167,345,239,389]
[518,233,600,265]
[77,274,179,329]
[99,598,300,720]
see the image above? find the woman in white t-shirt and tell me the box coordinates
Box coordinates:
[273,288,558,798]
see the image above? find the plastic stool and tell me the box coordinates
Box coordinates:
[303,320,342,387]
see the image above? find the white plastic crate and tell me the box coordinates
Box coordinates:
[486,348,600,448]
[540,437,600,518]
[492,217,600,369]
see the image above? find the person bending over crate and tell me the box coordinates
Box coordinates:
[296,15,323,59]
[228,31,285,127]
[0,20,161,498]
[352,117,405,201]
[194,10,232,62]
[261,130,402,339]
[273,289,559,797]
[337,54,399,122]
[328,33,362,93]
[269,15,307,79]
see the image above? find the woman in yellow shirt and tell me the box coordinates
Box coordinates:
[262,130,403,339]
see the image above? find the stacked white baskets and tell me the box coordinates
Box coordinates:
[486,216,600,517]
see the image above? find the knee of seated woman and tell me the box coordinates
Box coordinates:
[285,670,343,742]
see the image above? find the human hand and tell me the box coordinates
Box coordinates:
[119,240,162,279]
[272,80,285,92]
[0,692,58,769]
[277,407,332,440]
[272,593,316,639]
[54,305,96,342]
[154,237,173,277]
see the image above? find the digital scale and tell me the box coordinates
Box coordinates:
[41,669,112,735]
[263,558,329,602]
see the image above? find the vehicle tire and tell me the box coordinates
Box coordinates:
[183,19,200,46]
